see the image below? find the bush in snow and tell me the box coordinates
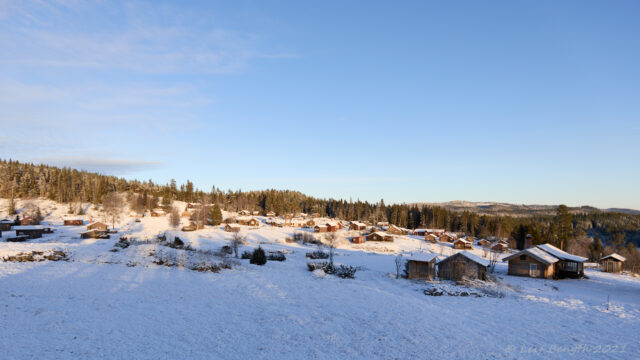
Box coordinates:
[323,263,337,275]
[241,250,252,259]
[250,246,267,265]
[307,261,327,271]
[336,265,357,279]
[220,245,233,256]
[267,251,286,262]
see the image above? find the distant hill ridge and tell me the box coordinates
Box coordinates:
[412,201,640,217]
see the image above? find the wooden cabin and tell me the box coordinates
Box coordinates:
[600,254,626,273]
[238,210,251,216]
[368,232,394,242]
[305,219,315,227]
[314,224,328,233]
[224,224,241,232]
[491,241,508,253]
[150,209,166,217]
[477,239,491,248]
[64,219,84,226]
[386,225,407,235]
[81,229,109,239]
[350,221,367,231]
[425,234,438,243]
[252,211,260,216]
[87,222,108,232]
[13,226,44,239]
[453,238,473,250]
[20,216,38,225]
[504,247,559,279]
[352,235,367,244]
[438,251,489,281]
[266,211,276,217]
[536,244,586,278]
[439,234,453,243]
[237,217,259,226]
[0,219,13,231]
[407,253,439,280]
[326,222,339,232]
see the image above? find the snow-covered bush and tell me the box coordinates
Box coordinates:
[306,250,329,259]
[267,251,286,261]
[336,265,357,279]
[307,261,327,271]
[241,250,252,259]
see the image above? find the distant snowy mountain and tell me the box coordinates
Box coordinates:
[413,201,640,217]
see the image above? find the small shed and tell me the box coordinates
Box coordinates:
[238,210,251,216]
[81,229,110,239]
[407,253,439,280]
[438,251,489,281]
[87,222,108,232]
[0,219,13,231]
[386,225,407,235]
[453,238,473,250]
[325,221,339,232]
[368,231,394,242]
[225,224,241,233]
[266,211,276,217]
[64,219,84,226]
[599,253,626,273]
[13,226,44,239]
[439,234,453,243]
[352,235,367,244]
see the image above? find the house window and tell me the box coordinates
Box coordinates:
[520,255,526,260]
[529,264,538,277]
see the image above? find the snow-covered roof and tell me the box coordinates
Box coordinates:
[370,231,392,238]
[0,219,13,224]
[12,225,44,230]
[325,221,338,227]
[537,244,587,263]
[454,238,472,244]
[351,221,366,227]
[441,251,490,267]
[408,253,439,263]
[504,247,559,265]
[226,224,241,228]
[600,253,626,262]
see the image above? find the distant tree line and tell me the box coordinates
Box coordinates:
[1,159,638,263]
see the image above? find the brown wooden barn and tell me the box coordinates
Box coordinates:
[407,253,439,280]
[352,235,367,244]
[81,229,109,239]
[13,226,44,239]
[504,247,560,279]
[225,224,241,232]
[87,222,108,232]
[305,219,316,227]
[20,216,38,225]
[437,251,489,281]
[325,222,339,232]
[237,217,259,226]
[314,224,328,233]
[599,253,626,273]
[453,238,473,250]
[64,219,84,226]
[368,232,394,242]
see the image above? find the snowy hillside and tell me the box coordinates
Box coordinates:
[0,199,638,359]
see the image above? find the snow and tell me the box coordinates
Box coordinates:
[600,253,626,262]
[407,252,439,262]
[453,250,491,267]
[0,198,638,359]
[505,247,559,265]
[537,243,588,262]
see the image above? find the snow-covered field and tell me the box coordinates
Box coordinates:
[1,200,639,359]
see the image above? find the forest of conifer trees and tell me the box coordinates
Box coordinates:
[1,158,639,262]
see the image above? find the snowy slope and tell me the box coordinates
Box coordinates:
[0,199,638,359]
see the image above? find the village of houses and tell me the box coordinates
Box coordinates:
[0,198,638,359]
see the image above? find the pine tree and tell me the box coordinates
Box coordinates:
[250,246,267,265]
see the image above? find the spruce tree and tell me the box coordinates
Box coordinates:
[208,204,223,225]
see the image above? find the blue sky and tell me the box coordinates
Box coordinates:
[1,1,639,209]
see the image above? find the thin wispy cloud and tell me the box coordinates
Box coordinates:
[33,156,162,175]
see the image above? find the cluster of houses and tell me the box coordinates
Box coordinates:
[0,217,53,242]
